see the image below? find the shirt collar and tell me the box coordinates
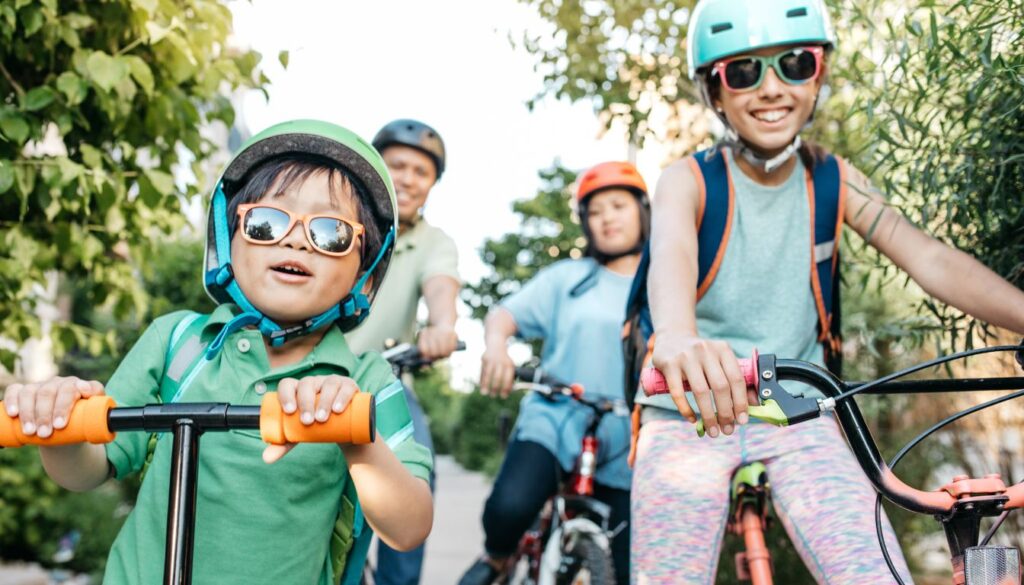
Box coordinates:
[203,304,361,374]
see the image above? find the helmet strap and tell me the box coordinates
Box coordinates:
[203,188,397,357]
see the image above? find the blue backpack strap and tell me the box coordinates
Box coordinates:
[158,311,211,404]
[692,148,735,300]
[808,155,846,349]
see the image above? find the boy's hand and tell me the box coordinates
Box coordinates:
[2,377,105,439]
[263,375,359,464]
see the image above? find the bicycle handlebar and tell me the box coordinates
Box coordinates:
[641,351,1024,515]
[0,393,376,448]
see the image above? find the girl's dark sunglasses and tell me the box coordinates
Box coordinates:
[236,203,365,257]
[712,46,825,92]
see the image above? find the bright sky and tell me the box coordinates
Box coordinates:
[229,0,672,387]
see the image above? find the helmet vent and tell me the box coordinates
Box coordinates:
[711,22,733,34]
[787,8,808,17]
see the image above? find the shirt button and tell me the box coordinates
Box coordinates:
[254,381,267,395]
[237,338,251,353]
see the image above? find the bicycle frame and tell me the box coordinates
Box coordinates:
[508,369,621,584]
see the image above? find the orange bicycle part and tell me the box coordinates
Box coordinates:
[736,503,773,584]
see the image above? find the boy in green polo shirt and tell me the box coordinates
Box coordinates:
[2,120,434,585]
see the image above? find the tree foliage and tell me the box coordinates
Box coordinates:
[463,163,584,319]
[0,0,273,370]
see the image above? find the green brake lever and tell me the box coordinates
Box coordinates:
[695,399,788,437]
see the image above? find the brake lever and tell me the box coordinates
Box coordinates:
[692,353,822,437]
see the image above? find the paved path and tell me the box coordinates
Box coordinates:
[423,456,491,583]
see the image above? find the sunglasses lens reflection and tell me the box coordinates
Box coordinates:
[244,207,290,242]
[310,217,354,254]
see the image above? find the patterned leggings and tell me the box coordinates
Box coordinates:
[631,416,914,584]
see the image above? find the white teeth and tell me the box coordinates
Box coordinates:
[754,110,787,123]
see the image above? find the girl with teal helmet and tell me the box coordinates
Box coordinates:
[687,0,835,173]
[630,0,1024,583]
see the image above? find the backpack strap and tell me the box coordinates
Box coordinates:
[807,155,847,373]
[692,148,735,300]
[159,311,211,404]
[334,378,414,584]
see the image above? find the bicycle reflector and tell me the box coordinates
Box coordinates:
[964,546,1020,585]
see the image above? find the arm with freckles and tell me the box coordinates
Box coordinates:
[843,165,1024,335]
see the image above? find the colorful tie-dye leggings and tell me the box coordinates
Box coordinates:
[631,416,914,584]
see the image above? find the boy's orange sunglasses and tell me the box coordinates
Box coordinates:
[236,203,365,257]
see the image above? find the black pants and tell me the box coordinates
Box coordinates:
[481,440,630,585]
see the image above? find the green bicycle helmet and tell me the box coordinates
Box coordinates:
[372,119,446,179]
[203,119,398,357]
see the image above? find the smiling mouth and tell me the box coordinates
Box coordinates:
[752,109,791,123]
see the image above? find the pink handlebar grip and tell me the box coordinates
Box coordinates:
[641,352,758,396]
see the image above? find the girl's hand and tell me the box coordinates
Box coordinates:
[263,375,360,464]
[479,346,515,398]
[2,377,105,439]
[650,332,749,438]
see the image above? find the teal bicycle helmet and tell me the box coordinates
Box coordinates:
[686,0,836,172]
[202,119,398,357]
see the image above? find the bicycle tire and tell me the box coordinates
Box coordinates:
[557,533,614,585]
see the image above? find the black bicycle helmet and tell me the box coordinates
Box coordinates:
[372,119,446,179]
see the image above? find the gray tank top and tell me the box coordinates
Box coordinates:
[640,149,825,417]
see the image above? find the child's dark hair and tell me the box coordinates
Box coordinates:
[578,188,651,265]
[226,154,383,277]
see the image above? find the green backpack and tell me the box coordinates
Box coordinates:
[150,311,374,585]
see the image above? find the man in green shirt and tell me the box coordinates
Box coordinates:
[3,120,434,585]
[346,119,460,585]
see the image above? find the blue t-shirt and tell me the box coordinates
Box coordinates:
[502,258,633,490]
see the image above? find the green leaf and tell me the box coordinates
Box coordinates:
[56,71,88,105]
[21,5,43,36]
[0,112,30,144]
[85,51,128,93]
[144,169,175,196]
[79,143,103,168]
[125,56,154,95]
[130,0,158,15]
[22,86,55,111]
[278,50,289,69]
[1,6,16,29]
[0,160,13,194]
[105,205,126,233]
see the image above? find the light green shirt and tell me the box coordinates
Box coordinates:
[346,219,460,354]
[102,305,432,585]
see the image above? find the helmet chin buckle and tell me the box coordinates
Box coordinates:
[730,134,802,174]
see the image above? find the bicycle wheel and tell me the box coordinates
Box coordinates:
[557,533,614,585]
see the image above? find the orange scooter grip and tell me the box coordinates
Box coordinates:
[0,396,116,447]
[260,392,375,446]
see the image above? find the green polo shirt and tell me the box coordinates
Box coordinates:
[346,218,460,354]
[101,305,432,585]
